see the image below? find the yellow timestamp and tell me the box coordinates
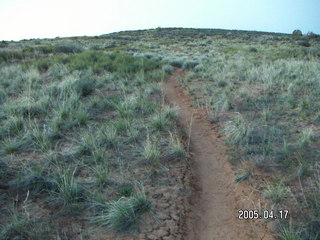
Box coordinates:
[238,209,289,220]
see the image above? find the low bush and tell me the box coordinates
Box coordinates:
[53,43,84,54]
[182,61,199,70]
[292,29,302,36]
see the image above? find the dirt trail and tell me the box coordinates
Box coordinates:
[163,69,275,240]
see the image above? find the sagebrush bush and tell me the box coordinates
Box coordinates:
[292,29,302,36]
[53,42,84,54]
[162,64,173,73]
[168,58,183,68]
[183,61,199,70]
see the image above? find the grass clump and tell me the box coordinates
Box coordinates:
[263,181,289,205]
[98,125,118,148]
[234,161,254,182]
[53,167,86,206]
[92,192,151,232]
[91,164,109,187]
[163,106,179,122]
[118,184,134,197]
[27,123,53,152]
[3,116,25,135]
[277,221,302,240]
[0,210,51,240]
[141,134,160,167]
[298,127,313,147]
[224,113,252,145]
[166,132,187,160]
[1,135,30,154]
[112,118,131,135]
[150,112,170,131]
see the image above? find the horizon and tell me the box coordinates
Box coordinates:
[1,0,319,41]
[4,27,296,42]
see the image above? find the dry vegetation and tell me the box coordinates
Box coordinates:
[1,27,320,239]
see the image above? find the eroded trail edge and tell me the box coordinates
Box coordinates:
[163,69,275,240]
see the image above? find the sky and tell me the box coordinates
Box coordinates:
[0,0,319,41]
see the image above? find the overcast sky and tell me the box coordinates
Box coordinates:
[0,0,319,41]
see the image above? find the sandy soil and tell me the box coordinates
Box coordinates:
[163,69,276,240]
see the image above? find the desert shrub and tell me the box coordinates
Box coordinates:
[249,47,258,52]
[162,64,173,73]
[183,61,199,70]
[217,80,228,87]
[88,43,103,50]
[53,42,84,54]
[47,63,69,80]
[0,50,24,63]
[145,69,165,82]
[298,41,311,47]
[292,29,302,36]
[194,64,205,72]
[73,71,96,96]
[30,50,161,75]
[0,40,8,48]
[32,58,52,72]
[307,32,318,39]
[66,51,160,75]
[37,45,54,54]
[168,59,184,68]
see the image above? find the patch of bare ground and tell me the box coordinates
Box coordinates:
[163,69,276,240]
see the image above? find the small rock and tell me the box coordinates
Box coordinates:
[158,203,170,209]
[152,193,164,199]
[138,233,146,239]
[155,228,169,238]
[170,213,179,221]
[158,212,170,221]
[147,234,158,240]
[168,225,178,235]
[163,237,175,240]
[140,223,153,233]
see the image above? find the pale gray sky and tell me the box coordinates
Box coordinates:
[0,0,319,41]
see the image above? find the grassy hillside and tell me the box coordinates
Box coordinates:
[1,27,320,239]
[0,38,188,239]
